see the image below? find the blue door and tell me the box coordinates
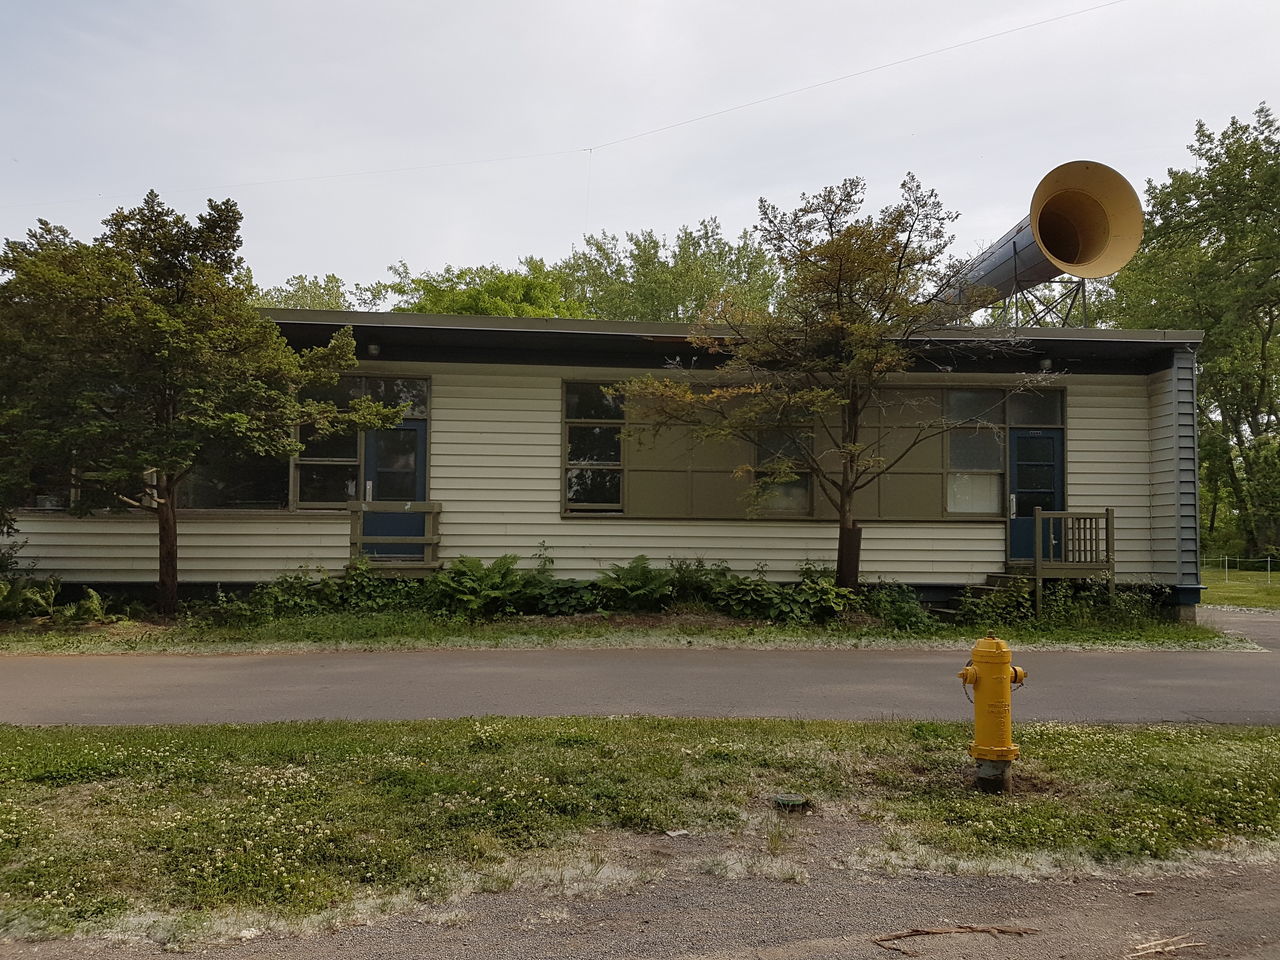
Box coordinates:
[361,422,428,559]
[1008,428,1064,560]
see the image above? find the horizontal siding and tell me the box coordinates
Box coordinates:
[1065,375,1153,579]
[10,514,349,583]
[428,370,1003,583]
[7,363,1188,589]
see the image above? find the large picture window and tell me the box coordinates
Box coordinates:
[561,382,1062,522]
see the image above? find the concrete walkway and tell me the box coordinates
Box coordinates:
[2,607,1276,726]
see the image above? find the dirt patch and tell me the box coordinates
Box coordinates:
[3,803,1277,959]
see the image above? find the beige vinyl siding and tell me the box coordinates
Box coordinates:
[428,368,1003,583]
[1064,375,1152,580]
[11,513,349,582]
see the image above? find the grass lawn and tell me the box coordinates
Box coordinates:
[1201,567,1280,610]
[0,611,1243,655]
[0,718,1276,939]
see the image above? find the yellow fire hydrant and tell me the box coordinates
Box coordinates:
[957,633,1027,793]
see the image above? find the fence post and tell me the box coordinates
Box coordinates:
[1224,555,1229,584]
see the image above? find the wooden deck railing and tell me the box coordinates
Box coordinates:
[348,500,442,575]
[1031,506,1115,611]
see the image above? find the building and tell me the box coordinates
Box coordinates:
[10,310,1204,615]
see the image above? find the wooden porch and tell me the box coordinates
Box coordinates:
[1006,506,1116,614]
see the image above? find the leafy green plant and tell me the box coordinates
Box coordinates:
[668,557,733,605]
[518,575,599,616]
[429,555,526,620]
[595,556,673,612]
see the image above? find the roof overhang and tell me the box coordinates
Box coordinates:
[264,308,1203,374]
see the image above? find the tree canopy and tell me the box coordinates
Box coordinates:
[1103,103,1280,554]
[0,192,400,611]
[369,258,586,318]
[556,219,778,324]
[253,272,359,310]
[620,174,978,586]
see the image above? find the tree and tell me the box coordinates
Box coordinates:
[253,272,358,310]
[0,193,402,613]
[1103,104,1280,554]
[556,219,779,323]
[619,175,980,587]
[369,258,587,317]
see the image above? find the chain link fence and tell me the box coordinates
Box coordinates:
[1203,556,1279,584]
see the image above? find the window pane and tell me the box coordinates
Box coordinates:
[299,425,359,460]
[1016,491,1057,515]
[298,463,358,503]
[758,428,810,463]
[761,476,811,514]
[375,470,417,501]
[946,389,1005,424]
[949,428,1003,470]
[179,453,289,510]
[1009,391,1062,425]
[373,429,418,472]
[1016,436,1056,462]
[301,377,360,408]
[948,473,1002,513]
[565,382,622,420]
[366,378,429,418]
[877,389,942,426]
[565,468,621,505]
[1017,464,1055,490]
[568,425,621,464]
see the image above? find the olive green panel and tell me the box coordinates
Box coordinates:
[878,427,943,472]
[625,425,753,472]
[876,388,942,426]
[813,478,876,521]
[627,470,693,517]
[878,473,944,519]
[690,471,752,519]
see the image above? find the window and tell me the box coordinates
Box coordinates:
[294,377,363,508]
[563,383,623,512]
[178,451,289,510]
[293,376,429,510]
[755,428,812,516]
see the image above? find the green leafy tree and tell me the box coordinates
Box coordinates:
[1102,103,1280,553]
[369,258,587,317]
[0,193,402,613]
[556,218,779,323]
[253,272,358,310]
[620,175,977,587]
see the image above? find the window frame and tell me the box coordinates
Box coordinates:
[562,381,625,515]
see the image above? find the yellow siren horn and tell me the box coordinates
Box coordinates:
[952,160,1144,305]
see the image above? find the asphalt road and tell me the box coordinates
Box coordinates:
[2,608,1276,727]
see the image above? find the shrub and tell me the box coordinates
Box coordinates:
[595,556,673,612]
[853,582,937,632]
[667,557,734,605]
[954,577,1172,629]
[518,574,600,616]
[429,554,526,620]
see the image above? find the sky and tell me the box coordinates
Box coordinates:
[1,0,1276,291]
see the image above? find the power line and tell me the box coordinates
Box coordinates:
[0,0,1138,213]
[587,0,1136,150]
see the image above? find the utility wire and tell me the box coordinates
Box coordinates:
[0,0,1136,212]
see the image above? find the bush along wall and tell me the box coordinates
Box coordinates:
[187,554,938,630]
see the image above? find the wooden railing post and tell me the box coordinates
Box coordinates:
[1033,506,1043,616]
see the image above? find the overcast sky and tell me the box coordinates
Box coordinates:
[1,0,1275,291]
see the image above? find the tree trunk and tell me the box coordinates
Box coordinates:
[836,519,863,589]
[156,478,179,617]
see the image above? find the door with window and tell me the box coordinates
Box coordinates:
[1008,428,1064,560]
[359,421,428,559]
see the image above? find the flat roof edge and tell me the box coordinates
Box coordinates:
[261,308,1204,345]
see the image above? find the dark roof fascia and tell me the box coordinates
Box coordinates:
[263,308,1204,373]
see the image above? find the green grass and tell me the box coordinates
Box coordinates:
[0,611,1244,655]
[0,718,1276,938]
[1201,567,1280,610]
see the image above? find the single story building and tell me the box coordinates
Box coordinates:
[11,310,1204,614]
